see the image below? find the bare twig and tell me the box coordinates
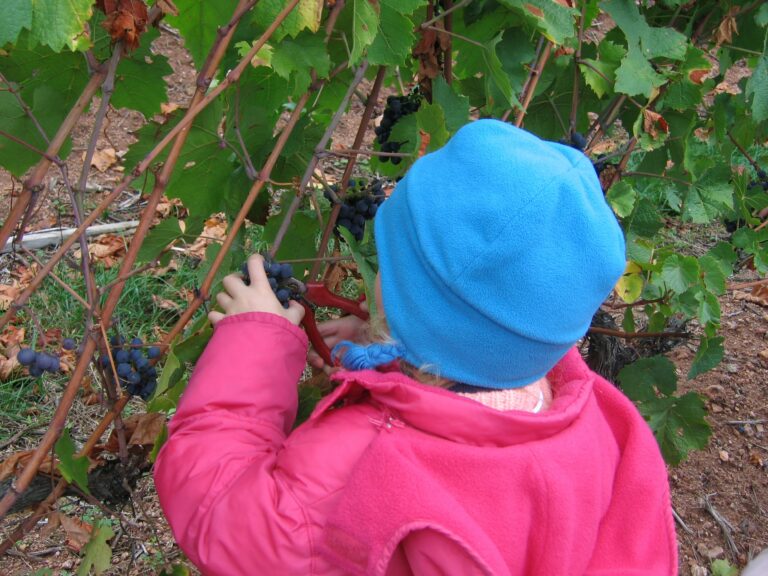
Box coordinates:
[703,493,740,557]
[514,41,553,127]
[420,0,470,29]
[672,507,694,535]
[271,62,369,256]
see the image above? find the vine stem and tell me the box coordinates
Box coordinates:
[0,130,55,162]
[727,129,762,173]
[0,396,130,555]
[420,0,470,29]
[0,0,266,522]
[309,66,388,282]
[0,0,300,335]
[270,62,370,257]
[514,41,552,127]
[0,71,51,145]
[569,0,588,135]
[0,71,106,255]
[587,326,689,340]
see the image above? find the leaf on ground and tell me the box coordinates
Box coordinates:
[60,514,93,553]
[90,147,117,172]
[55,428,91,495]
[77,520,114,575]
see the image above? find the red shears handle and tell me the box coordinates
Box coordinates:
[300,282,369,366]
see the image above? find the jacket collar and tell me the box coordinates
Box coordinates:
[310,348,594,447]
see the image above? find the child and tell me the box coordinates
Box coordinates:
[154,120,677,575]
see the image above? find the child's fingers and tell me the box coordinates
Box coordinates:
[284,300,305,326]
[221,273,247,296]
[216,292,233,310]
[245,253,271,289]
[208,310,225,325]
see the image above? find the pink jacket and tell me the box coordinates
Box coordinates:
[154,312,678,575]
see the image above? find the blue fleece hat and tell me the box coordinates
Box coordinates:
[373,120,626,389]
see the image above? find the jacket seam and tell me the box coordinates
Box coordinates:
[274,469,318,576]
[526,445,551,573]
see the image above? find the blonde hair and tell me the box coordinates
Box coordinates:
[365,310,454,389]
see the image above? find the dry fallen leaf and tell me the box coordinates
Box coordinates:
[0,284,19,311]
[0,450,55,482]
[160,102,180,114]
[41,511,62,539]
[643,110,669,139]
[60,514,93,552]
[90,147,118,172]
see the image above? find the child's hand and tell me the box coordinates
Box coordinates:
[208,254,305,327]
[307,304,369,371]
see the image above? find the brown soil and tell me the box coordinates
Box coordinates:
[1,27,767,576]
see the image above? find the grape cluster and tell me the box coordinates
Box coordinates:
[100,336,160,401]
[241,257,305,308]
[748,168,768,191]
[17,348,61,377]
[325,178,386,241]
[375,94,422,164]
[559,131,587,152]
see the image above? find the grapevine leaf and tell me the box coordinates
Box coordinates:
[683,181,733,224]
[351,0,380,64]
[110,28,172,116]
[169,0,241,69]
[660,254,700,293]
[622,306,635,333]
[698,255,727,295]
[271,33,330,95]
[704,242,737,278]
[497,0,577,45]
[579,58,616,98]
[296,384,323,427]
[55,428,90,495]
[710,559,739,576]
[757,4,768,27]
[640,392,710,465]
[432,76,469,134]
[77,521,114,576]
[0,42,89,176]
[745,41,768,122]
[10,0,94,52]
[263,210,322,280]
[137,217,183,263]
[0,0,32,47]
[606,180,636,217]
[147,349,185,412]
[601,0,686,60]
[416,102,450,151]
[149,422,168,463]
[696,289,720,327]
[625,198,663,237]
[615,261,643,304]
[384,0,428,14]
[618,355,677,401]
[252,0,323,41]
[337,225,379,317]
[688,335,724,379]
[614,45,666,98]
[367,4,415,66]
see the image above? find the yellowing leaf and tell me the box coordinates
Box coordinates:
[615,261,644,303]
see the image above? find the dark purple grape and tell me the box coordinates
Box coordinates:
[115,349,130,364]
[134,357,149,371]
[35,354,53,371]
[130,337,143,347]
[17,348,36,366]
[48,357,61,373]
[147,346,161,359]
[29,365,44,377]
[127,372,141,386]
[117,363,132,378]
[129,349,143,363]
[62,338,76,351]
[276,288,290,303]
[268,277,278,291]
[110,335,125,347]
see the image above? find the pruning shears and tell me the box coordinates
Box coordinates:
[299,282,369,366]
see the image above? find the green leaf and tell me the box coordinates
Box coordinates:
[2,0,93,51]
[696,289,720,326]
[337,226,379,316]
[579,58,616,98]
[688,335,724,379]
[683,180,733,224]
[416,102,450,151]
[77,521,115,576]
[698,255,727,295]
[367,4,415,65]
[432,76,469,134]
[55,428,90,495]
[640,392,710,465]
[384,0,428,14]
[271,33,330,95]
[149,422,168,463]
[710,559,739,576]
[147,349,186,412]
[0,42,89,176]
[0,0,32,47]
[660,254,700,293]
[615,45,666,98]
[263,210,322,280]
[601,0,686,60]
[137,218,183,264]
[606,180,636,218]
[252,0,323,41]
[625,198,663,237]
[756,5,768,28]
[618,355,678,402]
[745,40,768,122]
[110,28,172,117]
[159,564,193,576]
[351,0,379,64]
[169,0,241,68]
[498,0,577,45]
